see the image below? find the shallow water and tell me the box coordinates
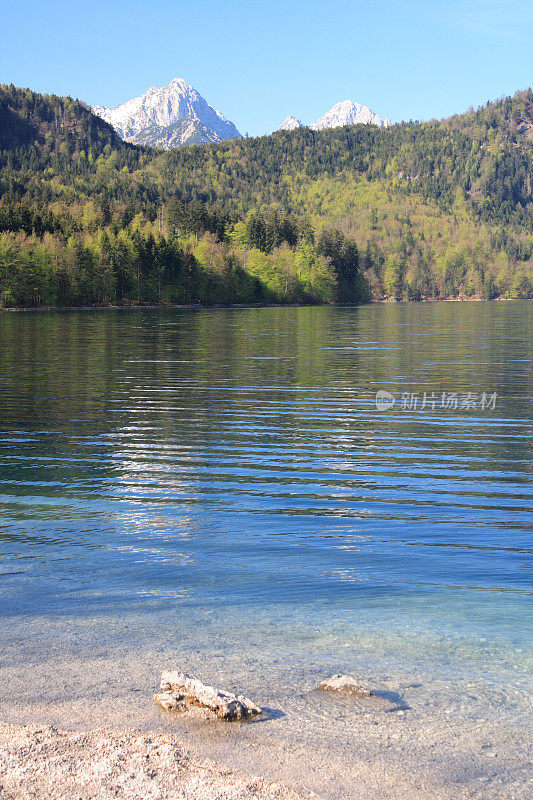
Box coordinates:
[0,302,531,798]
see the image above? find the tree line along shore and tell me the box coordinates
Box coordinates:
[0,84,531,308]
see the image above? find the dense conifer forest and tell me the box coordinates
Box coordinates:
[0,83,531,307]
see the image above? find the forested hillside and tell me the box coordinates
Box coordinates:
[0,83,531,307]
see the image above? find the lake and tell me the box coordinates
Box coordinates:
[0,302,531,799]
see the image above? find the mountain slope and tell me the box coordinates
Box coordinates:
[0,84,124,152]
[132,117,229,148]
[93,78,241,148]
[162,89,533,228]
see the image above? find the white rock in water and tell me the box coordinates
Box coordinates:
[317,674,373,696]
[154,671,262,720]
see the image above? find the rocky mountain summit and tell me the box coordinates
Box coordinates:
[311,99,392,129]
[93,78,241,148]
[278,115,303,131]
[278,100,392,132]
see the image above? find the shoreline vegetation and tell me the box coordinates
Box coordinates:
[0,295,527,313]
[0,85,532,309]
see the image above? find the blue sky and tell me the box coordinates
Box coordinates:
[2,0,532,135]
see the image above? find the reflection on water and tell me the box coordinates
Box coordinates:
[0,302,531,798]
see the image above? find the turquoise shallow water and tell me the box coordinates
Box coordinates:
[0,302,531,798]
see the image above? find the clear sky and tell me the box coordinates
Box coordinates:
[2,0,532,136]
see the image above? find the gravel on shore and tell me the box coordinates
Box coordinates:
[0,723,311,800]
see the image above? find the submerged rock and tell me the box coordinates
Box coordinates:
[317,674,373,697]
[154,671,262,720]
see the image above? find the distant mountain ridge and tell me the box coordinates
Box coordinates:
[277,100,392,132]
[92,78,241,148]
[93,79,392,147]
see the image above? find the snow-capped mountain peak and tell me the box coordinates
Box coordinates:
[278,115,303,131]
[310,100,392,130]
[274,101,392,134]
[92,78,241,148]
